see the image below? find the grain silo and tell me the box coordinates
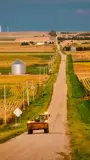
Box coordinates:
[12,60,26,75]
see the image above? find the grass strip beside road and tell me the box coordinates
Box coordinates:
[0,54,61,143]
[67,55,90,160]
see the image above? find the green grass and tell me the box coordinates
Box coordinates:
[77,100,90,124]
[27,64,49,74]
[67,55,90,160]
[68,98,90,160]
[67,55,74,74]
[67,55,86,98]
[0,53,61,143]
[28,54,53,60]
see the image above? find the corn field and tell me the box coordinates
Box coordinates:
[0,82,38,123]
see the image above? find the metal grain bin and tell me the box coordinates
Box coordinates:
[12,60,26,75]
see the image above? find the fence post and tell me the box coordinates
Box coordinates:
[4,85,6,124]
[23,86,25,110]
[26,82,29,106]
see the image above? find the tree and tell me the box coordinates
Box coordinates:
[49,30,57,37]
[20,42,29,46]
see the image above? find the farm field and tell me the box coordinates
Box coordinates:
[0,31,49,39]
[73,62,90,79]
[67,55,90,159]
[0,99,23,121]
[0,39,56,123]
[0,53,54,67]
[0,74,49,121]
[0,52,55,75]
[72,52,90,62]
[67,50,90,80]
[0,51,57,123]
[0,43,55,53]
[63,50,90,55]
[0,74,49,84]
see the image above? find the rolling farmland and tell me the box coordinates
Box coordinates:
[0,35,55,123]
[73,62,90,79]
[72,52,90,62]
[0,43,55,53]
[0,53,54,67]
[71,50,90,94]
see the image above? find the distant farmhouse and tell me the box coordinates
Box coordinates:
[15,36,54,45]
[71,46,76,51]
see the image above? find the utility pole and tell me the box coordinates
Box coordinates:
[31,80,35,102]
[4,85,6,124]
[44,66,46,80]
[39,67,41,86]
[23,86,25,110]
[26,82,29,106]
[46,66,47,75]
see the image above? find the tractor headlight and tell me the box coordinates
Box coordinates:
[45,120,48,123]
[44,111,48,115]
[27,120,31,124]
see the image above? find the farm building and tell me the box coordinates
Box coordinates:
[36,42,45,45]
[71,46,76,51]
[12,60,26,75]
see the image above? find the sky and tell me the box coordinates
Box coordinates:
[0,0,90,31]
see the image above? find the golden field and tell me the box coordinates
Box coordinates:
[0,74,50,121]
[73,62,90,80]
[0,31,55,122]
[0,52,54,67]
[0,31,49,38]
[71,52,90,62]
[0,74,49,84]
[0,42,54,53]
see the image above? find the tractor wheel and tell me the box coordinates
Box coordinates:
[44,127,49,133]
[28,129,33,134]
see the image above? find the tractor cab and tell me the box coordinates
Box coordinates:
[34,112,50,123]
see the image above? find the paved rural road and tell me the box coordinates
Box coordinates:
[0,45,71,160]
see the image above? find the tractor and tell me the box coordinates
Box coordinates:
[27,112,50,134]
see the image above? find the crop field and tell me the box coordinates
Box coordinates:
[81,77,90,92]
[0,73,49,121]
[0,74,49,84]
[0,52,51,121]
[0,74,50,122]
[0,53,54,67]
[0,52,55,75]
[0,99,23,121]
[0,40,55,122]
[73,62,90,79]
[70,51,90,79]
[67,55,90,159]
[0,31,49,39]
[0,42,55,53]
[71,52,90,62]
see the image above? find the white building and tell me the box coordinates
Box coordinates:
[12,60,26,75]
[36,42,45,45]
[71,46,76,51]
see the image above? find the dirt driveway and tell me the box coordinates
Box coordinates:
[0,45,71,160]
